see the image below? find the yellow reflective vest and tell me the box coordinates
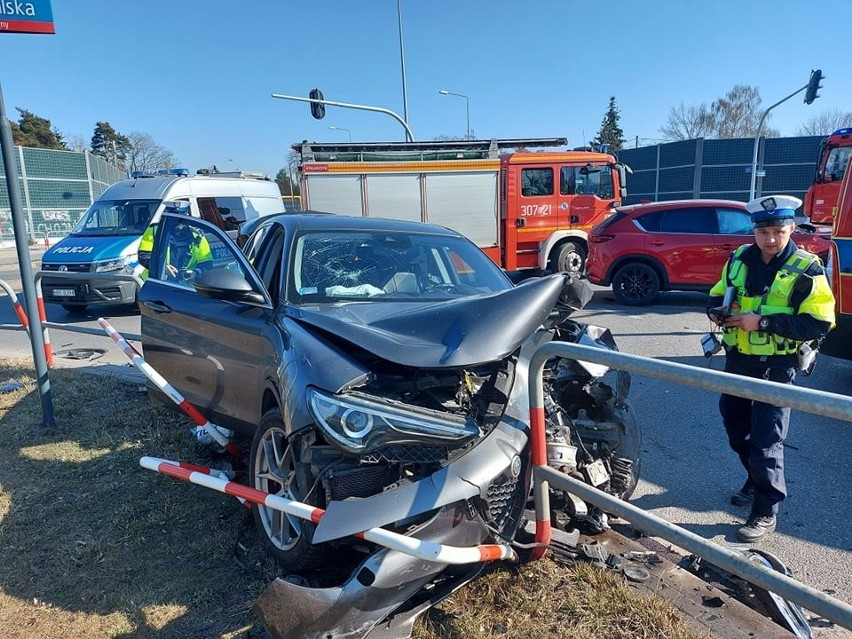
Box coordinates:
[709,245,835,356]
[136,224,212,281]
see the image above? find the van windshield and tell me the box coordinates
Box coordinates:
[70,200,160,236]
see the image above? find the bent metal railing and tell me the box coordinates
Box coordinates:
[528,342,852,632]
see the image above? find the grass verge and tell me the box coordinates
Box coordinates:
[0,358,709,639]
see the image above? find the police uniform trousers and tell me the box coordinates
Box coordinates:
[719,353,796,516]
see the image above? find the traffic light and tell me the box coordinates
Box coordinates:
[804,69,824,105]
[309,88,326,120]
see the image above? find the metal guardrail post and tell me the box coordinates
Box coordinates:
[0,81,55,426]
[528,341,852,632]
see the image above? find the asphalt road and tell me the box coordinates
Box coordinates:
[1,255,851,637]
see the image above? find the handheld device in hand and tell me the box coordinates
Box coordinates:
[710,286,738,322]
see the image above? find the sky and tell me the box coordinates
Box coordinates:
[1,0,849,179]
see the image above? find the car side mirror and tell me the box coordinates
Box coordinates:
[193,268,266,304]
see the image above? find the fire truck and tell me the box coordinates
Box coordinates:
[803,127,852,226]
[294,138,630,274]
[821,148,852,361]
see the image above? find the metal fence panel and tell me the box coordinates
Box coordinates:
[0,146,123,245]
[620,136,824,205]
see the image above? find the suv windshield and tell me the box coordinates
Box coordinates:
[289,230,511,303]
[70,199,160,236]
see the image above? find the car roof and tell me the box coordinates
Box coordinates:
[257,211,464,237]
[617,199,748,215]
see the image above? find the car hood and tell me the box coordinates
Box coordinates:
[286,274,567,368]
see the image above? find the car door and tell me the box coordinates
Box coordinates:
[714,207,753,273]
[643,206,717,285]
[139,213,273,430]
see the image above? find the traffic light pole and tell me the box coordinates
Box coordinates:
[749,84,808,200]
[271,93,416,143]
[0,81,56,427]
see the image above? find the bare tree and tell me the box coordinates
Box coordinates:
[795,109,852,136]
[125,131,177,173]
[660,85,779,141]
[66,134,89,153]
[710,85,779,138]
[660,103,716,141]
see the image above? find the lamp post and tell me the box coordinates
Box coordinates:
[328,125,352,142]
[439,89,470,140]
[397,0,410,140]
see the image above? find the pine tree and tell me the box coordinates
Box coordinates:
[10,108,67,149]
[91,121,131,169]
[591,96,625,152]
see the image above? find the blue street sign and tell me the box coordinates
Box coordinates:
[0,0,55,35]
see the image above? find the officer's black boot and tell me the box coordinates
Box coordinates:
[737,513,776,542]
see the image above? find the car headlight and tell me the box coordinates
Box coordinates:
[95,254,136,273]
[307,388,480,454]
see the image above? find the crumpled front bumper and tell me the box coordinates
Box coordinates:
[255,503,489,639]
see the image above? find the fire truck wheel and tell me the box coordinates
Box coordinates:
[549,242,586,276]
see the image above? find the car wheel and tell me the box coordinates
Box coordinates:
[611,263,660,305]
[549,242,586,276]
[61,304,87,314]
[250,408,324,572]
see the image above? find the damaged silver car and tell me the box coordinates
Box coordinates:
[139,212,641,639]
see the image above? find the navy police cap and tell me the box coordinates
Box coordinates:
[745,195,800,228]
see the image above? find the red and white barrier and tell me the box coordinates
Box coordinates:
[34,283,53,367]
[0,279,29,332]
[141,456,517,566]
[98,318,244,459]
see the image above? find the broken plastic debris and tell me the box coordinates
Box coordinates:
[0,381,23,393]
[625,550,662,564]
[623,563,650,582]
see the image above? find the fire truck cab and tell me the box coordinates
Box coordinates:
[804,127,852,226]
[822,152,852,360]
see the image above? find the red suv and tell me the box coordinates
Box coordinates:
[585,199,832,305]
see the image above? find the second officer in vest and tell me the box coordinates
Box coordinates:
[707,195,835,542]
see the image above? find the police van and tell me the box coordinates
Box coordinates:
[40,168,283,312]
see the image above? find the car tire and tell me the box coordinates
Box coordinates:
[549,242,586,276]
[250,408,324,572]
[611,263,660,305]
[61,304,87,314]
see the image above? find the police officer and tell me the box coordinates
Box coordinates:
[136,202,211,281]
[707,195,835,542]
[162,218,212,281]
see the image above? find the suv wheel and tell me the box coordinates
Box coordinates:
[611,263,660,305]
[250,408,324,572]
[549,242,586,276]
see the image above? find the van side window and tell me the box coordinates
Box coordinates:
[198,196,245,232]
[521,168,553,197]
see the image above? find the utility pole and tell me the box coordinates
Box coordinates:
[750,70,824,200]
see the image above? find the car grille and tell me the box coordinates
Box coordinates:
[367,444,450,464]
[42,263,92,273]
[326,464,400,501]
[486,474,520,529]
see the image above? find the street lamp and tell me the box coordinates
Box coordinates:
[328,125,352,142]
[439,89,470,140]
